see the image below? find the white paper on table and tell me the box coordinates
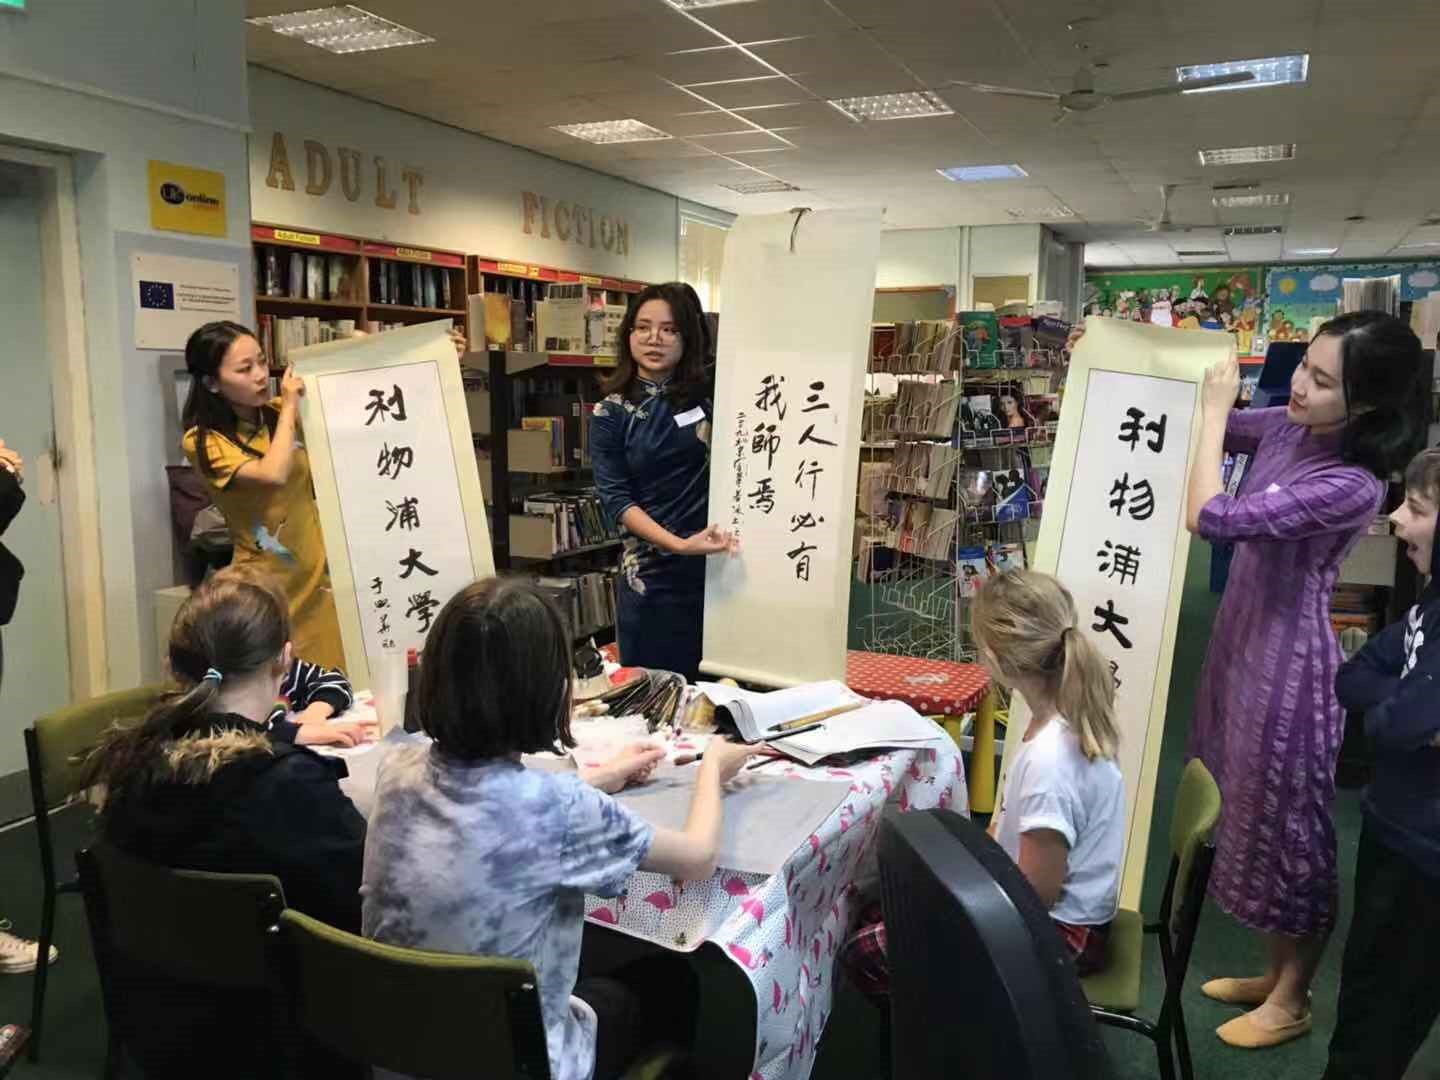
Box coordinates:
[694,679,862,740]
[613,766,849,876]
[767,700,947,766]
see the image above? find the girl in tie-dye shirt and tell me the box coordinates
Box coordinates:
[361,578,754,1079]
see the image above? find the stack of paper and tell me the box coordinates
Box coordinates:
[695,680,863,742]
[766,699,948,766]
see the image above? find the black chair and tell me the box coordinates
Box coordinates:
[75,843,288,1079]
[879,809,1109,1080]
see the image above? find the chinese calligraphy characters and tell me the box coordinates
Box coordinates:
[365,384,408,426]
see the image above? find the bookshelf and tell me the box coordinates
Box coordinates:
[469,253,649,647]
[250,223,469,369]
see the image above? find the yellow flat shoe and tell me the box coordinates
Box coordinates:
[1201,977,1273,1006]
[1216,1011,1311,1049]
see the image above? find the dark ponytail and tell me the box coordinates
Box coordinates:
[84,576,290,796]
[1315,311,1426,479]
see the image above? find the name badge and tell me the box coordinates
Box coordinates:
[674,406,705,428]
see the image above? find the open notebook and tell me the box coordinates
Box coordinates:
[695,680,864,742]
[765,699,949,766]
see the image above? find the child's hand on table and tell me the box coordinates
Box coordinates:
[295,721,373,748]
[582,742,665,793]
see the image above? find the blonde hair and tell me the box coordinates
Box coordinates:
[972,569,1120,762]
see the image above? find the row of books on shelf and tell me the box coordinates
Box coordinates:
[252,244,458,310]
[255,247,356,303]
[257,315,421,364]
[370,259,455,309]
[258,315,355,364]
[870,313,1072,373]
[532,570,617,643]
[518,491,620,554]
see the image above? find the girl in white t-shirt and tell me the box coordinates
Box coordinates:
[841,568,1126,994]
[977,568,1126,974]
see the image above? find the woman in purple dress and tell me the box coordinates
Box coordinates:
[1185,312,1424,1049]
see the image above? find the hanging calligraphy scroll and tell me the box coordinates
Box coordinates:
[294,321,494,689]
[703,208,883,687]
[702,208,881,688]
[998,316,1235,908]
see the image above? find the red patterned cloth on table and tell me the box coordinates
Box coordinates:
[584,742,968,1080]
[844,650,990,717]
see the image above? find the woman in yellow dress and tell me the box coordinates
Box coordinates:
[181,321,345,669]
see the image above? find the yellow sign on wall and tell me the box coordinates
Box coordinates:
[147,161,227,238]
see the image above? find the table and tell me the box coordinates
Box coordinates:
[580,745,966,1080]
[596,646,996,812]
[843,650,997,814]
[333,734,967,1080]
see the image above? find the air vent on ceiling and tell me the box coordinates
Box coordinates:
[1211,180,1260,192]
[719,178,800,194]
[1223,224,1284,236]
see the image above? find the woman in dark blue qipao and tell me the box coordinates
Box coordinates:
[589,283,731,681]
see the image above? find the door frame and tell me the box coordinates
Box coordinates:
[0,144,106,699]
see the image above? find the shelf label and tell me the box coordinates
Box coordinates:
[394,247,432,261]
[497,261,541,278]
[578,275,603,286]
[274,228,322,246]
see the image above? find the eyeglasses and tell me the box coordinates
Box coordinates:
[631,323,679,342]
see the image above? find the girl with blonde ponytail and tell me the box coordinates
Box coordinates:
[973,568,1126,975]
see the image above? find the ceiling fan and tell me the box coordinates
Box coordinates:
[1134,184,1212,234]
[949,66,1254,123]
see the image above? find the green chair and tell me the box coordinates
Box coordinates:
[23,685,164,1061]
[74,842,287,1079]
[275,910,687,1080]
[274,908,553,1079]
[1081,759,1222,1080]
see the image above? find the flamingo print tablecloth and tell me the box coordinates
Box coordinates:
[584,743,969,1080]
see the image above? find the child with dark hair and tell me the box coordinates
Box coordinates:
[362,577,755,1080]
[1325,448,1440,1079]
[83,573,366,1077]
[207,564,369,748]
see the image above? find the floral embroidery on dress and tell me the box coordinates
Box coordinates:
[620,538,649,595]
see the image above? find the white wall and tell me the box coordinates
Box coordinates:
[876,227,961,288]
[0,0,251,690]
[249,68,683,283]
[968,224,1043,303]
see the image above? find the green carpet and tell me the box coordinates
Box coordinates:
[4,539,1440,1077]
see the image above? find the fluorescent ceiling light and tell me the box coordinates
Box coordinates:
[665,0,759,8]
[1006,205,1074,219]
[1176,250,1228,257]
[828,91,953,123]
[552,119,672,144]
[1198,143,1296,166]
[1224,224,1284,236]
[1178,54,1309,92]
[1289,247,1337,255]
[720,178,800,194]
[938,163,1028,182]
[1212,192,1291,208]
[246,5,434,53]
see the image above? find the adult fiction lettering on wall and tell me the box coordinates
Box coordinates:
[265,133,424,215]
[1051,368,1196,845]
[522,191,630,255]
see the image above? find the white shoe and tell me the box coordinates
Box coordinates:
[0,921,57,974]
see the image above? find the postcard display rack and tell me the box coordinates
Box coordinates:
[854,314,1069,661]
